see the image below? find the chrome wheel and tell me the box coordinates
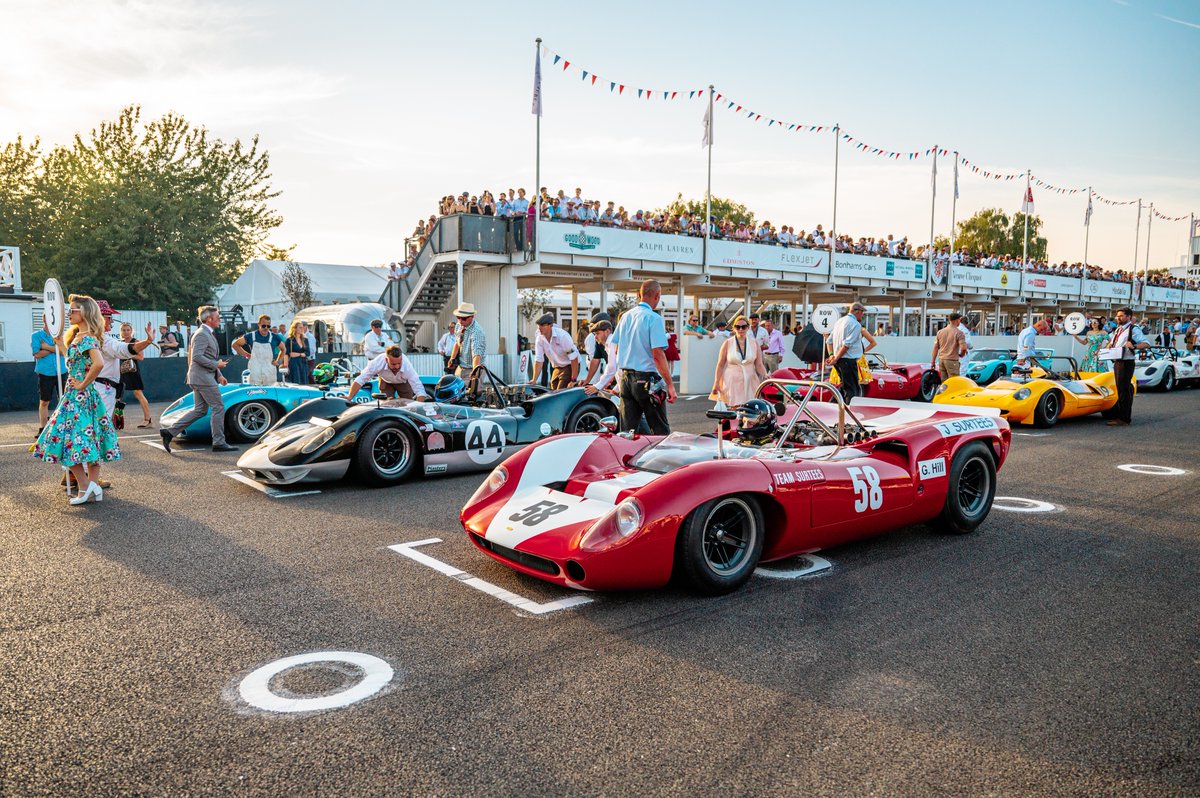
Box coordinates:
[236,403,272,437]
[701,497,758,576]
[1044,392,1059,422]
[571,410,604,433]
[371,428,411,476]
[957,455,992,521]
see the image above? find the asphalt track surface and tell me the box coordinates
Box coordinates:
[2,390,1198,797]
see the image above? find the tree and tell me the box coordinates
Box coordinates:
[655,193,756,225]
[281,262,315,313]
[952,207,1047,260]
[518,288,553,324]
[260,242,296,262]
[607,293,636,319]
[0,106,283,318]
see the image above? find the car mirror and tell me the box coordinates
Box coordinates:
[599,416,619,433]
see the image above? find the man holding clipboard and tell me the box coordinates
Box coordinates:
[1099,306,1149,427]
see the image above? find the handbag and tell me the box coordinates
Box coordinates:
[112,400,126,431]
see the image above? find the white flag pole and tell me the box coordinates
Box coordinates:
[1082,187,1092,303]
[949,151,958,292]
[830,124,839,277]
[1144,202,1153,291]
[927,145,937,290]
[703,84,713,273]
[1132,199,1142,281]
[1022,169,1031,269]
[532,38,542,261]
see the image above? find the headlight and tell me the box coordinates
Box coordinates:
[1012,388,1032,400]
[614,498,643,537]
[468,466,508,505]
[300,426,335,453]
[1145,367,1157,374]
[935,383,948,395]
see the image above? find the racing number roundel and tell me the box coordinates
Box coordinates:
[465,419,506,465]
[1063,312,1087,336]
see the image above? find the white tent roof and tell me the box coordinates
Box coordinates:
[217,260,391,318]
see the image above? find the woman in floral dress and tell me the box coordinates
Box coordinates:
[1072,317,1109,373]
[33,295,121,505]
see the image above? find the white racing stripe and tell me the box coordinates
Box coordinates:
[485,486,612,550]
[582,471,659,504]
[511,435,598,493]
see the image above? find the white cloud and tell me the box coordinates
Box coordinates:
[1155,13,1200,30]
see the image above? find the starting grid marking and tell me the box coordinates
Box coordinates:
[221,470,321,499]
[0,432,159,450]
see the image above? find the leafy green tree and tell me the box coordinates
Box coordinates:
[655,193,755,226]
[518,288,553,324]
[607,293,636,319]
[952,207,1046,260]
[0,106,282,318]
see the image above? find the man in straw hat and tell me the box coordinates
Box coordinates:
[448,302,487,380]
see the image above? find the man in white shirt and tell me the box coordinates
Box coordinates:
[1016,317,1051,367]
[825,302,868,402]
[436,321,457,371]
[531,313,580,390]
[346,345,430,402]
[581,320,614,388]
[712,321,732,339]
[361,319,390,361]
[747,313,770,349]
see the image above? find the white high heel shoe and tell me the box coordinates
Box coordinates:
[69,482,103,505]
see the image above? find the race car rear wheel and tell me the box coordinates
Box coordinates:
[1161,368,1175,392]
[918,371,940,402]
[677,495,764,595]
[226,401,279,443]
[1032,389,1061,428]
[566,401,608,434]
[930,442,996,535]
[990,366,1007,385]
[355,421,417,487]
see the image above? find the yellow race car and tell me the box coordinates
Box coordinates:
[934,355,1131,428]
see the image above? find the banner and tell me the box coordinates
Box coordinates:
[1186,290,1200,308]
[1022,273,1080,294]
[537,222,703,264]
[831,254,924,283]
[1143,285,1183,305]
[707,239,827,274]
[1083,279,1133,300]
[950,265,1017,291]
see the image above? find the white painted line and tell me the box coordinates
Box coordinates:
[140,440,169,452]
[388,538,594,616]
[238,651,393,713]
[685,394,703,401]
[0,432,161,450]
[993,496,1059,513]
[755,554,832,580]
[221,471,321,499]
[1117,464,1187,476]
[1012,432,1050,437]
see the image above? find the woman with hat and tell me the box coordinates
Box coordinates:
[448,302,486,379]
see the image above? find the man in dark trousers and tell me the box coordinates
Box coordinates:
[160,305,238,452]
[1107,306,1150,427]
[825,302,867,402]
[609,279,677,434]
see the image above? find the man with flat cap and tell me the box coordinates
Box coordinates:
[531,313,580,390]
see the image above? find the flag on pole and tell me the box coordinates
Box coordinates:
[701,99,712,148]
[931,152,937,192]
[531,47,542,117]
[1192,218,1200,237]
[1021,186,1034,215]
[953,158,959,200]
[1085,194,1093,227]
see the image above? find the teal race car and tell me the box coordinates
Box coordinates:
[963,347,1054,385]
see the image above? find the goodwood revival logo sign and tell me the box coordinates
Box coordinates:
[564,232,600,251]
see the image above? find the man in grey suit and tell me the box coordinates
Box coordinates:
[161,305,238,453]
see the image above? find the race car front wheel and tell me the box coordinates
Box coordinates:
[1161,368,1175,392]
[356,421,417,487]
[930,442,996,535]
[918,371,940,402]
[676,495,764,595]
[1033,389,1062,428]
[566,401,609,434]
[226,401,279,442]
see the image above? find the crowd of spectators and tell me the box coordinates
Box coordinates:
[407,186,1199,291]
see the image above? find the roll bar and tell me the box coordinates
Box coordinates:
[755,378,874,459]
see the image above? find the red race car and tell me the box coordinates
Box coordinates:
[460,380,1010,595]
[770,353,942,402]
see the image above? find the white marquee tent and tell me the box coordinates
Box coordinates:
[216,260,392,321]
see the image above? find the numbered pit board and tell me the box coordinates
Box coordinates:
[1063,312,1087,336]
[811,304,841,336]
[43,278,65,337]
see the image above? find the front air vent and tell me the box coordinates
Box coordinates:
[470,533,560,576]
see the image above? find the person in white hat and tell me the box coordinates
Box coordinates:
[448,302,486,379]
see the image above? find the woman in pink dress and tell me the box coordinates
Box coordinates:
[709,315,768,407]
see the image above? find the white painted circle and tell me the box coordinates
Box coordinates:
[755,554,832,579]
[1063,312,1087,335]
[1117,464,1187,476]
[238,651,393,713]
[539,422,552,436]
[43,278,65,337]
[811,304,841,335]
[465,419,506,465]
[992,496,1059,513]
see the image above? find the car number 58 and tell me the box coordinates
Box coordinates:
[847,466,883,512]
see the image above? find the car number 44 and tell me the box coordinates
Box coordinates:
[847,466,883,512]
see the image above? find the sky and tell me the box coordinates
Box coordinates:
[2,0,1198,272]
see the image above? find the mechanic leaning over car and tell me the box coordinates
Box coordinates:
[346,345,430,402]
[1105,306,1150,427]
[1016,316,1052,368]
[531,313,580,390]
[610,279,677,434]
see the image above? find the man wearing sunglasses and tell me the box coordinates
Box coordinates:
[232,315,284,385]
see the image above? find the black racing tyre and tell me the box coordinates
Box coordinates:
[566,400,609,434]
[930,442,997,535]
[676,495,765,595]
[225,401,279,442]
[918,370,940,402]
[355,420,418,487]
[990,365,1007,385]
[1161,368,1175,392]
[1032,389,1062,428]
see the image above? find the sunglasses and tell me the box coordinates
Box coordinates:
[69,307,82,313]
[734,324,749,330]
[259,322,271,327]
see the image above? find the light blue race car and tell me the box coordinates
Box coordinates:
[963,347,1054,385]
